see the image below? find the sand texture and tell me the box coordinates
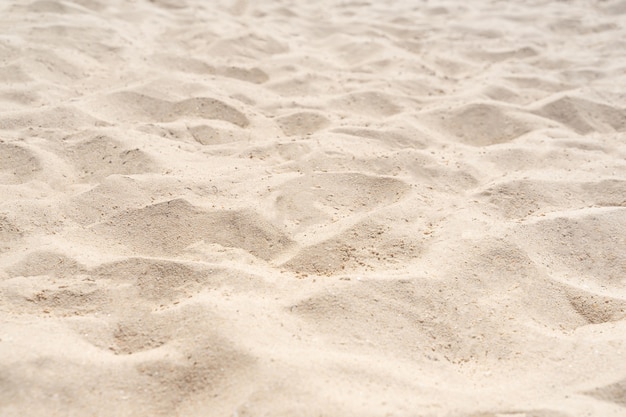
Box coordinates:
[1,0,626,416]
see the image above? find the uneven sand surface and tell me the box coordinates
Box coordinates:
[1,0,626,416]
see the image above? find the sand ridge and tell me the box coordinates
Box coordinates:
[1,0,625,416]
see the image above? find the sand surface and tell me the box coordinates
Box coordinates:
[1,0,626,416]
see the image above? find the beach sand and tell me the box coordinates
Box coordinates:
[1,0,625,416]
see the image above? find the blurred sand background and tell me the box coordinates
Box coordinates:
[1,0,625,416]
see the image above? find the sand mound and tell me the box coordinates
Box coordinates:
[92,198,293,260]
[86,92,250,127]
[427,102,539,146]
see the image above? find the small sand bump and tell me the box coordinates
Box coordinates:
[428,102,539,146]
[93,198,293,260]
[276,112,330,136]
[0,143,42,184]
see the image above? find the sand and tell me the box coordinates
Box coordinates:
[1,0,625,416]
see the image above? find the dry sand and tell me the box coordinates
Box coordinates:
[1,0,626,416]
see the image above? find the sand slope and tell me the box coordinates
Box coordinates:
[1,0,625,416]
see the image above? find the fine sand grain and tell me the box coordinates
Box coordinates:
[1,0,625,416]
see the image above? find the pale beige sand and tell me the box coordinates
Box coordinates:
[1,0,626,416]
